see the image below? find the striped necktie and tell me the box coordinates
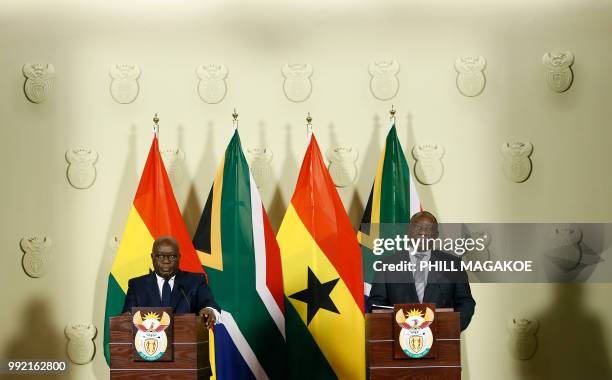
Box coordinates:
[414,253,427,303]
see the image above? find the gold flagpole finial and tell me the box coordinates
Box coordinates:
[306,112,313,141]
[153,113,160,136]
[389,105,396,120]
[232,108,239,129]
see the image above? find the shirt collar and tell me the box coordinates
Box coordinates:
[410,249,432,259]
[155,273,176,283]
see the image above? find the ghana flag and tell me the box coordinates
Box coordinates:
[357,122,421,297]
[103,133,205,364]
[277,134,365,380]
[193,129,285,379]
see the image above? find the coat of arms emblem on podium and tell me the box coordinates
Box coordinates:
[132,311,171,361]
[395,307,435,358]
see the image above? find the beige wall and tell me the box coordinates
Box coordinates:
[1,0,611,379]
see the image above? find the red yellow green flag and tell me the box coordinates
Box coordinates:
[277,134,365,379]
[103,134,205,364]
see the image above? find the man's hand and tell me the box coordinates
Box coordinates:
[199,308,216,329]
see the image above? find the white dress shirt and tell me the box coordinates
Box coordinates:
[156,273,176,296]
[155,273,221,324]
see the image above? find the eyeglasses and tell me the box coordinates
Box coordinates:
[153,254,179,262]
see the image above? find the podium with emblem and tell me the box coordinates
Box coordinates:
[109,307,211,379]
[366,304,461,379]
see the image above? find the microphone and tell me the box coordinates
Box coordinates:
[371,304,393,310]
[178,285,191,312]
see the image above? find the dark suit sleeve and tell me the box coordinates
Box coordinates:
[122,279,136,313]
[194,275,220,312]
[366,268,389,312]
[453,269,476,331]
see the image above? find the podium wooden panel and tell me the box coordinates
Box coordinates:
[110,314,211,380]
[366,310,461,380]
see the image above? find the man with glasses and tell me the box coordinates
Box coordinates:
[367,211,476,331]
[122,236,220,329]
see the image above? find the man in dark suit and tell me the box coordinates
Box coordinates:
[122,236,220,329]
[367,211,476,331]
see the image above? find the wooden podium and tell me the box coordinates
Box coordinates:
[366,308,461,380]
[109,314,212,379]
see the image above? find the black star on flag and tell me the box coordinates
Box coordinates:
[289,267,340,325]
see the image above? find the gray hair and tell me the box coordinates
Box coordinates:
[152,236,180,254]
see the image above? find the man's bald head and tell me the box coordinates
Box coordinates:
[152,236,180,254]
[410,211,438,225]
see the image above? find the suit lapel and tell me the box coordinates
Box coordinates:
[146,272,162,307]
[422,280,440,304]
[405,270,420,303]
[169,270,184,310]
[423,251,441,304]
[395,253,419,303]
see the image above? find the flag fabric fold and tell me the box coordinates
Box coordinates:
[193,130,285,380]
[278,134,365,380]
[103,134,205,364]
[358,122,421,297]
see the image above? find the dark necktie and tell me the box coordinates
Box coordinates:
[161,279,171,307]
